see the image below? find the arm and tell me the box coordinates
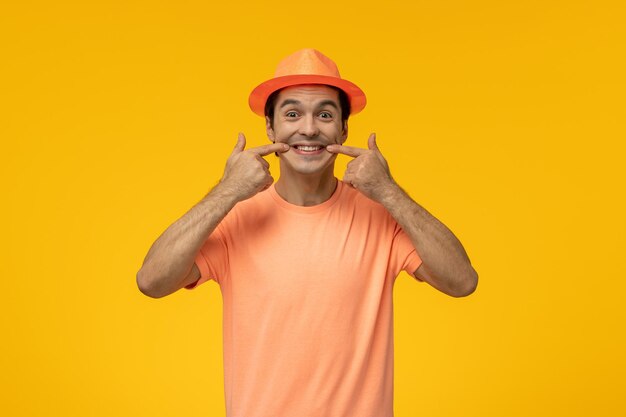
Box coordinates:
[136,133,289,298]
[136,183,239,298]
[377,183,478,297]
[326,133,478,298]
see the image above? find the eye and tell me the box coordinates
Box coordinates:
[286,111,298,118]
[319,112,333,119]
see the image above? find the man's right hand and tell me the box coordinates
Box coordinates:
[219,132,289,202]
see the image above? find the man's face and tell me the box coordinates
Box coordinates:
[266,84,348,176]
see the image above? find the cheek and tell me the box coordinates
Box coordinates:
[275,135,290,144]
[272,125,292,141]
[327,127,344,144]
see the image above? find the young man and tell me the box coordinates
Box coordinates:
[137,49,478,417]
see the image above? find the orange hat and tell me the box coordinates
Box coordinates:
[248,48,367,117]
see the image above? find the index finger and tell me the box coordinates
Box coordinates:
[248,142,290,156]
[326,144,367,158]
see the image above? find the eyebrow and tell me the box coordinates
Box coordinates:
[279,99,339,111]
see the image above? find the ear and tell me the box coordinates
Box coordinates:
[340,121,348,145]
[266,116,275,142]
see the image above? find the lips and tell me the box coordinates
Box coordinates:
[289,143,327,155]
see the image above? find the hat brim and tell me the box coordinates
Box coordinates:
[249,75,367,117]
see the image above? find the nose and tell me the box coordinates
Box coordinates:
[297,114,319,138]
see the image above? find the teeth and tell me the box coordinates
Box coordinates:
[296,145,322,151]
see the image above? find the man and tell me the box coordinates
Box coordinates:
[137,48,478,417]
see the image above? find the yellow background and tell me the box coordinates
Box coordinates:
[2,1,624,416]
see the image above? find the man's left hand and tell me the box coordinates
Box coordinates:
[326,133,396,202]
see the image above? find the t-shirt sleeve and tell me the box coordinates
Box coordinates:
[184,224,229,289]
[390,222,424,281]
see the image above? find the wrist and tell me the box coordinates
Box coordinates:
[210,179,244,207]
[376,180,405,210]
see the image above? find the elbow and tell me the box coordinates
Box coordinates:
[449,267,478,298]
[136,269,167,299]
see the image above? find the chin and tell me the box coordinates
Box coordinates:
[280,153,336,176]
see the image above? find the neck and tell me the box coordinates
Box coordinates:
[274,167,338,206]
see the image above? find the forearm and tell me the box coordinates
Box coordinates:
[379,182,477,296]
[136,181,240,296]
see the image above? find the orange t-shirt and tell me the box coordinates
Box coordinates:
[187,180,423,417]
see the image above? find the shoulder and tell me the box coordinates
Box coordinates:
[220,187,275,230]
[339,181,387,209]
[337,181,394,221]
[234,187,274,212]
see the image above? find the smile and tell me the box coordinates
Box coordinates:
[291,145,326,155]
